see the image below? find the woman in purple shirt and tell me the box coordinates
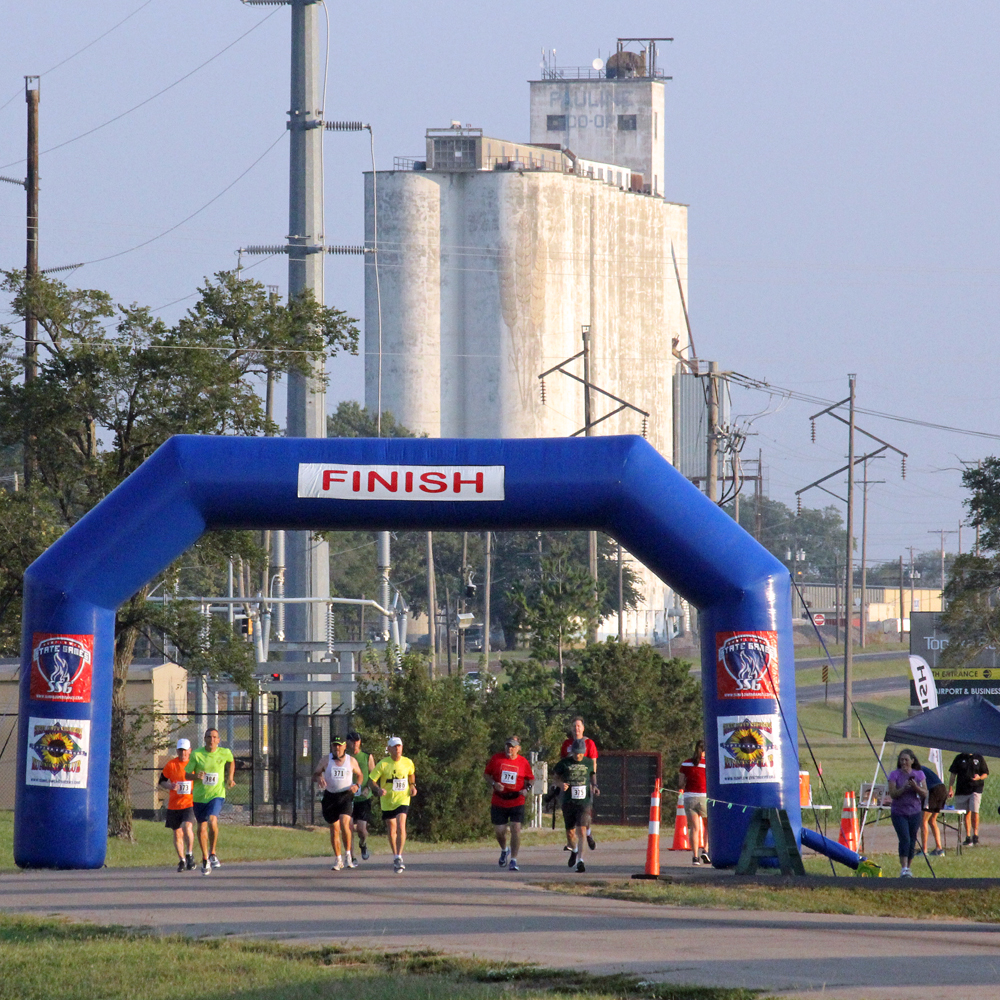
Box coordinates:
[887,748,928,877]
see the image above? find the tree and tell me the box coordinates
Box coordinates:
[510,549,602,699]
[564,640,702,766]
[0,269,358,837]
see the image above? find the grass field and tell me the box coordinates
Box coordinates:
[0,811,643,873]
[539,877,1000,924]
[0,914,763,1000]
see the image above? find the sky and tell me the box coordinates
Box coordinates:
[1,1,998,570]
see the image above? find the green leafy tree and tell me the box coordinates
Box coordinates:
[510,549,603,700]
[564,640,702,766]
[0,269,358,838]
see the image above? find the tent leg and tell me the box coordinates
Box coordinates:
[858,741,886,845]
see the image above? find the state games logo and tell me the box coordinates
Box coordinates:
[29,633,93,704]
[716,631,779,701]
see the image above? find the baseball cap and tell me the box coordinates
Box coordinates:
[571,738,588,755]
[176,738,191,751]
[331,735,346,745]
[387,736,403,748]
[505,736,520,747]
[346,730,361,741]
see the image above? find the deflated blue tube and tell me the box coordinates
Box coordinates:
[801,826,861,869]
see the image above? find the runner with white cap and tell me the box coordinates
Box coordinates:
[158,737,195,872]
[367,736,417,872]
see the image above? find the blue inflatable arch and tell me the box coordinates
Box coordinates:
[16,434,801,869]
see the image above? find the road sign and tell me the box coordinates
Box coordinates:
[813,614,825,626]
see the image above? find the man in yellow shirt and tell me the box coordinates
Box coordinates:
[368,736,417,872]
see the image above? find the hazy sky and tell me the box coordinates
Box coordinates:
[1,2,997,570]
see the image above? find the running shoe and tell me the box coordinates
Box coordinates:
[586,832,596,851]
[176,860,186,873]
[498,848,510,867]
[575,859,586,873]
[930,848,946,857]
[360,841,370,861]
[700,851,711,865]
[963,837,973,846]
[508,858,519,872]
[185,854,195,871]
[201,860,211,876]
[346,854,358,868]
[900,868,912,878]
[393,856,405,872]
[209,853,221,869]
[973,835,980,845]
[563,844,573,851]
[567,849,579,868]
[692,856,701,866]
[331,857,345,871]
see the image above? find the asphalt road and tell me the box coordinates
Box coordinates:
[795,650,908,669]
[3,836,998,999]
[798,674,908,704]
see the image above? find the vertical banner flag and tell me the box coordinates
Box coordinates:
[909,654,942,774]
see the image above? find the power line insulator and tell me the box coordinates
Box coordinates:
[641,416,648,439]
[796,496,802,516]
[810,419,816,443]
[539,378,546,405]
[901,456,907,479]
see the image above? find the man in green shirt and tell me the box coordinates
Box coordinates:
[186,728,235,875]
[553,739,597,873]
[346,730,375,860]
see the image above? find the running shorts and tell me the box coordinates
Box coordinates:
[562,801,591,831]
[924,784,948,813]
[165,806,195,829]
[321,789,355,824]
[381,805,409,820]
[490,804,525,826]
[193,797,224,823]
[352,798,372,825]
[684,793,708,819]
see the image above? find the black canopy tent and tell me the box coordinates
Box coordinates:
[859,695,1000,842]
[884,695,1000,757]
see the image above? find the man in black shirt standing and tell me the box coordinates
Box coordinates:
[948,751,990,846]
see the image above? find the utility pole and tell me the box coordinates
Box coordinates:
[908,545,917,623]
[706,361,719,503]
[928,529,957,594]
[24,76,39,486]
[482,531,492,673]
[582,325,599,642]
[755,448,763,540]
[617,543,624,641]
[283,0,330,703]
[843,374,856,739]
[858,457,885,650]
[898,555,905,639]
[426,532,437,678]
[377,532,391,641]
[459,531,468,672]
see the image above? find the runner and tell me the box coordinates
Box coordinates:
[560,716,599,851]
[158,737,195,872]
[368,736,417,872]
[187,728,235,875]
[484,736,535,872]
[554,738,597,873]
[678,739,710,866]
[346,730,375,860]
[313,734,363,870]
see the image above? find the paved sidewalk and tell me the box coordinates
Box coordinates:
[3,836,999,999]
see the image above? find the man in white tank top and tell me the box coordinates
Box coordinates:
[313,735,363,870]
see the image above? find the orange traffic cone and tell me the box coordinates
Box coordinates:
[838,790,859,852]
[668,790,690,852]
[633,778,661,879]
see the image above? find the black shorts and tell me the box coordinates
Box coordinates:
[491,804,525,826]
[562,801,592,831]
[321,789,354,824]
[165,807,194,829]
[924,784,948,814]
[352,797,372,824]
[381,805,409,821]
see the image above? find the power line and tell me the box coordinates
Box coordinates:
[0,9,279,170]
[0,0,157,115]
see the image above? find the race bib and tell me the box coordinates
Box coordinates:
[331,766,349,781]
[174,781,193,796]
[500,769,518,786]
[392,777,408,792]
[203,772,219,787]
[571,784,587,800]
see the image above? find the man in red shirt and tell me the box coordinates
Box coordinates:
[678,739,710,865]
[560,717,598,851]
[484,736,535,872]
[159,737,195,872]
